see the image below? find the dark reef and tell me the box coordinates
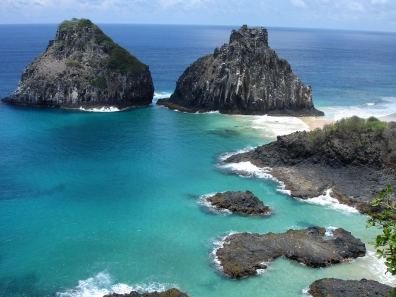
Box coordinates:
[2,18,154,109]
[158,25,323,116]
[215,226,365,278]
[309,278,394,297]
[206,190,271,215]
[103,288,189,297]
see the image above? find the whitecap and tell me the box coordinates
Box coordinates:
[297,189,359,214]
[211,231,237,271]
[56,272,177,297]
[153,92,172,103]
[79,106,121,112]
[324,226,338,238]
[218,147,256,162]
[325,97,396,120]
[218,156,287,194]
[230,114,310,138]
[300,287,313,297]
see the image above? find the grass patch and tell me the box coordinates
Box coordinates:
[65,59,82,68]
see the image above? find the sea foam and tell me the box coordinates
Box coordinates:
[326,97,396,120]
[211,231,237,272]
[232,114,310,138]
[79,106,121,112]
[297,189,359,214]
[198,193,232,214]
[56,272,176,297]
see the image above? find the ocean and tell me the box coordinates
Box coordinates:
[0,24,396,297]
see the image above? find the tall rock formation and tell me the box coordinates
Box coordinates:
[2,18,154,109]
[158,25,323,116]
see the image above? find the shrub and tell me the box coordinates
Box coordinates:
[90,76,107,89]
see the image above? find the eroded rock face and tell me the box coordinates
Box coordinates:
[158,25,323,116]
[2,18,154,109]
[206,191,271,215]
[309,278,394,297]
[215,227,365,278]
[103,288,189,297]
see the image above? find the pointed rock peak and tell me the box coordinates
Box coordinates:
[229,25,268,48]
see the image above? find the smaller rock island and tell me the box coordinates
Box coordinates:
[308,278,394,297]
[206,191,271,215]
[215,226,365,278]
[103,288,189,297]
[2,18,154,109]
[158,25,323,116]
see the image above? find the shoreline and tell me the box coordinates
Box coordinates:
[300,113,396,131]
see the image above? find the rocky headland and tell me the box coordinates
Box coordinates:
[215,226,366,278]
[205,190,271,215]
[2,18,154,109]
[225,116,396,215]
[157,25,323,116]
[308,278,394,297]
[103,288,188,297]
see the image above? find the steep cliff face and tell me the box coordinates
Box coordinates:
[158,25,323,116]
[2,18,154,109]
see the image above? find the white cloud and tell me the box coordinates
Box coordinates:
[290,0,307,8]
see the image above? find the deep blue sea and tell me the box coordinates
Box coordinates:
[0,24,396,297]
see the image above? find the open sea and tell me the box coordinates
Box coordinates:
[0,24,396,297]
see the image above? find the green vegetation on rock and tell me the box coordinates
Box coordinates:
[56,18,145,75]
[367,185,396,296]
[65,59,82,68]
[89,76,107,89]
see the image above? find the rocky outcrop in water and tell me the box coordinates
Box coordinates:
[225,117,396,215]
[206,191,271,215]
[2,18,154,109]
[103,288,189,297]
[215,226,365,278]
[308,278,394,297]
[157,25,323,116]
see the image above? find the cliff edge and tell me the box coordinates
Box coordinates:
[2,18,154,109]
[225,116,396,215]
[158,25,323,116]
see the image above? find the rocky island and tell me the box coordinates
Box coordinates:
[205,190,271,215]
[104,288,189,297]
[225,116,396,214]
[2,18,154,109]
[215,226,366,278]
[308,278,394,297]
[158,25,323,116]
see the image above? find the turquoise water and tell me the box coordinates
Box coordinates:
[0,25,396,297]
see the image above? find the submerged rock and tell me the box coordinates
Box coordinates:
[2,18,154,109]
[206,190,271,215]
[158,25,323,116]
[225,117,396,215]
[103,288,189,297]
[215,226,365,278]
[309,278,394,297]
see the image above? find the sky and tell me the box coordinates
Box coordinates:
[0,0,395,32]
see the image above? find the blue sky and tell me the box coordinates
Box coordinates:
[1,0,395,32]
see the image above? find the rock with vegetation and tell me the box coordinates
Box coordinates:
[2,18,154,109]
[158,25,323,116]
[206,190,271,215]
[103,288,189,297]
[215,226,365,278]
[225,116,396,215]
[308,278,394,297]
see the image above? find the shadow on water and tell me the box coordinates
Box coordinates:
[0,273,52,297]
[206,129,240,138]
